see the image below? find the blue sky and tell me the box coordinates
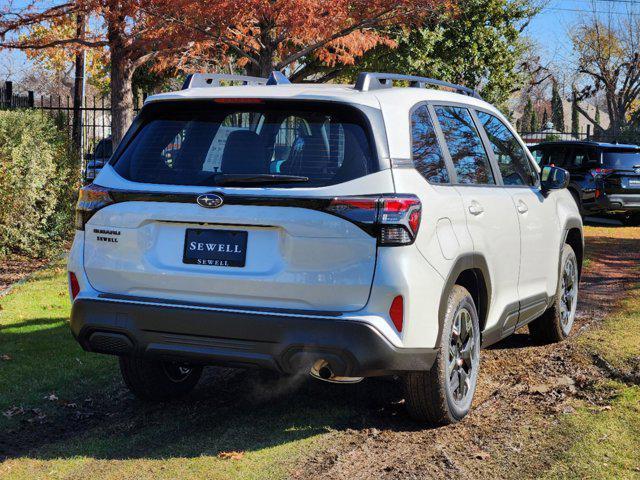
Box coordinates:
[2,0,640,83]
[528,0,640,67]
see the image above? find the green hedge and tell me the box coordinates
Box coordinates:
[0,110,78,258]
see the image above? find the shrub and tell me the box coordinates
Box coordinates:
[0,110,79,258]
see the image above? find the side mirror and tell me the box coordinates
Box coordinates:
[541,165,570,192]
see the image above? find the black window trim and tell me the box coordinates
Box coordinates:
[106,98,392,186]
[472,108,541,189]
[429,101,499,188]
[408,101,457,185]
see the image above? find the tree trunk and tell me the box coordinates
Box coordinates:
[107,12,134,148]
[110,50,134,147]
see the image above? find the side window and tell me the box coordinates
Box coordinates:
[547,146,568,167]
[570,147,599,168]
[477,111,536,186]
[529,147,545,165]
[434,106,495,185]
[410,105,449,183]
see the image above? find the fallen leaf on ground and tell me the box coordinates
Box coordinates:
[0,354,11,361]
[218,451,245,460]
[3,406,24,418]
[44,393,58,401]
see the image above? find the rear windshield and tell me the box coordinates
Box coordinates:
[112,100,376,187]
[603,149,640,170]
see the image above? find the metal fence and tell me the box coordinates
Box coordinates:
[2,79,636,181]
[1,80,145,182]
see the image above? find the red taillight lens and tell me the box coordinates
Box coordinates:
[379,197,421,246]
[325,195,421,246]
[591,168,613,177]
[69,272,80,300]
[75,184,113,230]
[389,295,404,332]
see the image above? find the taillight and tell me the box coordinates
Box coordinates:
[591,168,613,177]
[69,272,80,300]
[75,184,113,230]
[325,195,421,246]
[389,295,404,332]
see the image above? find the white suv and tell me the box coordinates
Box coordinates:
[68,72,583,424]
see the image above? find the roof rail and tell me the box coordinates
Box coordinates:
[181,73,267,90]
[354,72,482,99]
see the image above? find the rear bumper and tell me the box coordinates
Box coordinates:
[599,193,640,212]
[70,297,437,377]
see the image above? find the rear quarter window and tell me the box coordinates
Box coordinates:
[112,100,377,187]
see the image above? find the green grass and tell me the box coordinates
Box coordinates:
[542,384,640,480]
[0,262,116,426]
[0,262,359,480]
[540,228,640,479]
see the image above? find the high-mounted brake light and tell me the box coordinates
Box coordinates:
[75,184,114,230]
[324,195,421,246]
[213,98,265,104]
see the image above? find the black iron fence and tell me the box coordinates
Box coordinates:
[2,79,638,182]
[1,80,145,182]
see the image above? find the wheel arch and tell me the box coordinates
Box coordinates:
[437,253,491,344]
[562,221,584,279]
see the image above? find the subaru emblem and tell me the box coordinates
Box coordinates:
[196,193,224,209]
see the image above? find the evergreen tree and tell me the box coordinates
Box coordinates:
[522,98,533,132]
[571,92,580,134]
[530,104,539,131]
[542,108,549,127]
[595,106,601,126]
[551,82,565,131]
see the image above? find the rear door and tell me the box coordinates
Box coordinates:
[83,100,391,312]
[432,105,521,332]
[566,145,600,210]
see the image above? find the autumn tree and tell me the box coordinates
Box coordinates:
[571,15,640,136]
[149,0,450,79]
[330,0,540,105]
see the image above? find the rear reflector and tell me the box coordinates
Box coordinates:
[69,272,80,300]
[389,295,404,332]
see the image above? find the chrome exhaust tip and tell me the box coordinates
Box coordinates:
[309,359,364,384]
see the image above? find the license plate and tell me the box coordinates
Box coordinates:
[183,229,248,267]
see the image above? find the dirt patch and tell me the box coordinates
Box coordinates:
[0,253,51,294]
[290,224,640,480]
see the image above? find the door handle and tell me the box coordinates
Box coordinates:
[517,200,529,214]
[468,201,484,216]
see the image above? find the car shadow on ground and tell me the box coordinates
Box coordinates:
[0,330,427,463]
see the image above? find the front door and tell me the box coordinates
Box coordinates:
[475,111,561,325]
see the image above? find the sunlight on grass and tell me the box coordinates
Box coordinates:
[542,384,640,480]
[0,261,346,479]
[0,262,116,428]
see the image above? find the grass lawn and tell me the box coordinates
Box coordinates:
[540,226,640,480]
[0,262,360,480]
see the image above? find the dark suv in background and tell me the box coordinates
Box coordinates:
[530,141,640,225]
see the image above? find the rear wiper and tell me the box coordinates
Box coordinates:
[213,174,309,186]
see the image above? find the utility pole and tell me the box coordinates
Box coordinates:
[72,14,86,166]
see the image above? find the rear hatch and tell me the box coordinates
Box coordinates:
[601,148,640,194]
[81,99,393,312]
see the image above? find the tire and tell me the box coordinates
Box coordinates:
[119,356,203,401]
[403,285,481,425]
[621,212,640,226]
[528,244,579,344]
